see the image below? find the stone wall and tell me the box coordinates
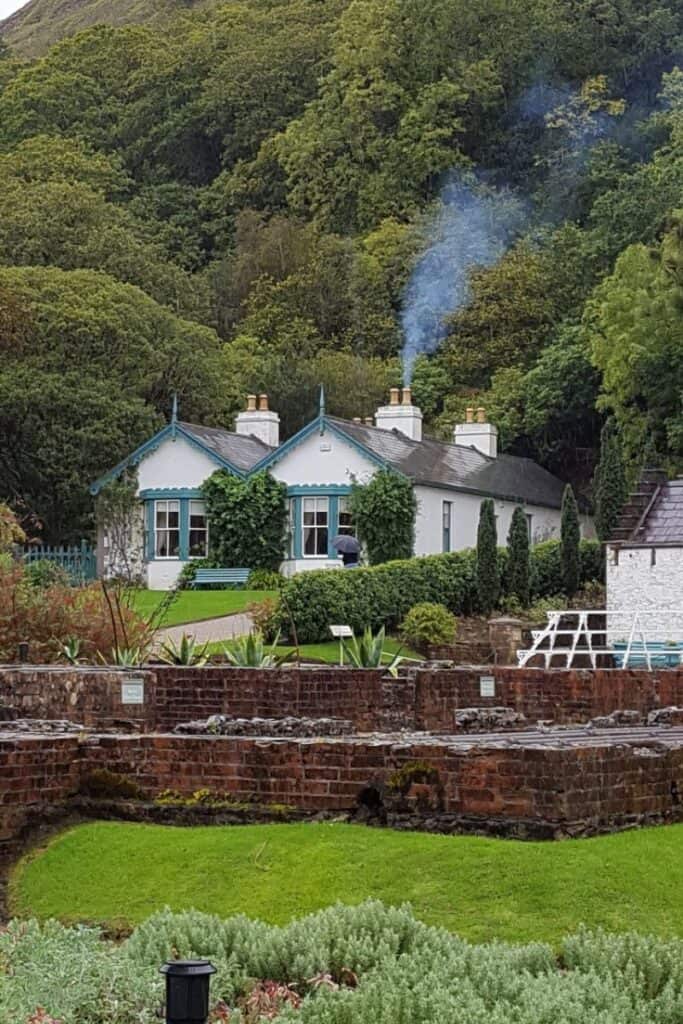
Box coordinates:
[607,544,683,636]
[3,666,683,736]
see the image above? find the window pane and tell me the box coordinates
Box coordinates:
[316,528,328,555]
[316,509,328,525]
[168,529,180,557]
[156,508,167,528]
[303,510,315,525]
[189,530,207,557]
[168,509,179,528]
[304,528,317,556]
[156,531,168,557]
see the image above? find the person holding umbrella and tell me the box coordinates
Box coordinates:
[332,534,361,568]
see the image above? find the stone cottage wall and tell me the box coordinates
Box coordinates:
[607,545,683,638]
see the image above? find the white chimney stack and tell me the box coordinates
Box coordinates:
[235,393,280,447]
[454,406,498,458]
[375,387,423,441]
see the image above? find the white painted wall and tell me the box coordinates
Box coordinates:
[607,545,683,624]
[281,558,343,578]
[413,486,564,556]
[147,560,186,589]
[270,429,377,486]
[137,435,218,492]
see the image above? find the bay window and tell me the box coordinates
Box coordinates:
[338,496,355,536]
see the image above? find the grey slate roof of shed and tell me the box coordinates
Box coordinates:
[635,480,683,544]
[328,417,568,509]
[180,422,272,472]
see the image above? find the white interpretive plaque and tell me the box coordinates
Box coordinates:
[479,675,496,698]
[121,677,145,705]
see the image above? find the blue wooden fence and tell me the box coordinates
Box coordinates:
[23,540,97,583]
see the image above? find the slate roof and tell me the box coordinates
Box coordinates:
[328,417,568,509]
[634,480,683,544]
[180,422,273,472]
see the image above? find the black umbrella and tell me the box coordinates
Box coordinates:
[332,535,361,555]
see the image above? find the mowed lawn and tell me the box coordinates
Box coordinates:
[129,589,274,627]
[207,637,422,664]
[11,821,683,945]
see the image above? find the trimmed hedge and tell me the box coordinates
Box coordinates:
[279,540,603,643]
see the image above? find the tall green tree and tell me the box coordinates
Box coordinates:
[560,485,581,597]
[594,420,628,542]
[507,506,530,608]
[476,498,499,615]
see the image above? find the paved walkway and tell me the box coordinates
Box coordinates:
[156,611,254,647]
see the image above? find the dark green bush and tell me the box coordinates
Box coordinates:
[247,568,283,590]
[280,540,603,643]
[24,560,71,589]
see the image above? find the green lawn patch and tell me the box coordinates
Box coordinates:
[206,636,422,664]
[129,589,274,627]
[11,821,683,945]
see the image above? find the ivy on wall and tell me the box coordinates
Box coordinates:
[201,470,287,570]
[349,469,417,565]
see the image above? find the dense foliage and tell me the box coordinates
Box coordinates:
[1,0,683,539]
[594,420,628,541]
[201,470,288,571]
[399,601,457,651]
[4,901,683,1024]
[349,469,417,564]
[560,485,581,597]
[278,539,602,642]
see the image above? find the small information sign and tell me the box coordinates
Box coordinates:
[121,677,145,705]
[479,675,496,698]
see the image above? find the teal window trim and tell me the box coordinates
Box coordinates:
[179,499,189,561]
[145,500,155,561]
[140,488,202,500]
[293,496,302,559]
[328,495,339,558]
[286,484,352,497]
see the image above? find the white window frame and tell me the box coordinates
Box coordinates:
[302,496,329,558]
[188,499,209,559]
[154,499,180,560]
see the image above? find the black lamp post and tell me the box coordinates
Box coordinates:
[160,959,217,1024]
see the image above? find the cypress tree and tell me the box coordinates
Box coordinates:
[594,420,627,542]
[476,498,500,614]
[507,506,530,607]
[560,484,581,597]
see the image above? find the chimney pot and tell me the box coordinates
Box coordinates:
[466,407,474,424]
[389,387,400,406]
[353,417,362,423]
[401,386,413,407]
[258,394,269,411]
[364,416,374,426]
[247,394,257,412]
[476,407,486,424]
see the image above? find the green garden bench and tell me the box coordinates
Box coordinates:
[191,568,250,588]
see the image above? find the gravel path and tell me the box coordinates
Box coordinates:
[156,611,254,647]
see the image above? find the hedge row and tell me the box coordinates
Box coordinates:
[279,540,604,643]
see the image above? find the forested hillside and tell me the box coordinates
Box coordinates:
[0,0,682,541]
[0,0,212,56]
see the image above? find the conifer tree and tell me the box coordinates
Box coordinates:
[594,420,627,541]
[560,485,581,596]
[476,498,499,614]
[507,506,530,607]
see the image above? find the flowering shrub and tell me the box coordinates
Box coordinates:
[0,565,150,663]
[3,903,683,1023]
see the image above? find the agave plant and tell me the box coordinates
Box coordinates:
[56,636,83,665]
[158,633,210,666]
[222,630,291,668]
[98,645,147,668]
[342,626,404,677]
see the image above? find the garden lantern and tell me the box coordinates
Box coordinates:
[160,959,216,1024]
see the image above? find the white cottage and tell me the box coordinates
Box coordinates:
[607,471,683,617]
[92,388,588,589]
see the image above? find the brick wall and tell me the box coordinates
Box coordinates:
[3,666,683,737]
[4,728,683,852]
[0,668,155,731]
[0,735,80,854]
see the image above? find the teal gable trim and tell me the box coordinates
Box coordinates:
[286,484,352,497]
[140,488,202,500]
[251,415,388,477]
[90,425,246,496]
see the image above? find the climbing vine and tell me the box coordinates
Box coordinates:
[201,470,287,570]
[349,469,417,565]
